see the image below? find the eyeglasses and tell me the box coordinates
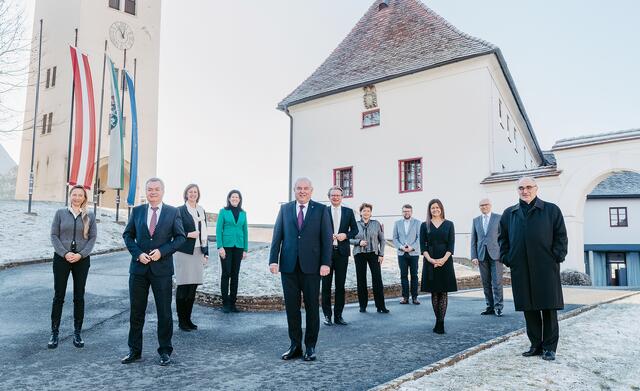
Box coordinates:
[518,185,537,192]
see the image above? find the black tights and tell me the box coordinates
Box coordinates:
[431,292,448,321]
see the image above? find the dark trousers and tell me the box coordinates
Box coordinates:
[354,252,386,310]
[176,284,198,324]
[51,253,90,332]
[220,246,243,307]
[128,271,173,355]
[523,309,559,352]
[398,253,419,299]
[321,249,348,318]
[478,253,504,311]
[281,262,321,348]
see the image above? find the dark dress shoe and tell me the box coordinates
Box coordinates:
[47,332,59,349]
[359,307,366,313]
[399,297,409,304]
[188,321,198,330]
[412,297,421,305]
[334,317,348,326]
[481,308,495,315]
[121,351,142,364]
[433,320,445,334]
[231,305,240,313]
[159,353,171,366]
[281,344,303,360]
[323,315,333,326]
[303,347,316,361]
[377,308,390,314]
[495,309,503,317]
[73,331,84,348]
[522,347,543,357]
[542,350,556,361]
[178,322,192,332]
[222,306,231,314]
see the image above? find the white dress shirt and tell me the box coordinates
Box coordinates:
[331,205,342,245]
[147,203,163,230]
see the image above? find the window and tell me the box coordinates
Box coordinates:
[333,167,353,198]
[45,68,50,88]
[51,66,56,87]
[124,0,136,15]
[609,207,628,227]
[362,109,380,128]
[44,66,57,88]
[109,0,120,10]
[506,116,511,142]
[47,112,52,133]
[399,158,422,193]
[514,128,519,152]
[41,114,47,134]
[498,99,502,119]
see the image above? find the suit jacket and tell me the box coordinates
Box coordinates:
[269,200,332,274]
[328,205,358,257]
[176,204,209,256]
[215,208,249,251]
[123,203,186,276]
[392,218,421,256]
[470,212,501,261]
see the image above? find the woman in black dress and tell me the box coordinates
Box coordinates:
[420,199,457,334]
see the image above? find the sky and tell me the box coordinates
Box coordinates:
[2,0,639,223]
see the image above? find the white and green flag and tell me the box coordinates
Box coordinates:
[107,57,124,189]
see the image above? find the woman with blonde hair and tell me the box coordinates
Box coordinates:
[48,185,97,349]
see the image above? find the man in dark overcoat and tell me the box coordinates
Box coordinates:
[498,176,568,361]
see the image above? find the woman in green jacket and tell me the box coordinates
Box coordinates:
[216,190,248,313]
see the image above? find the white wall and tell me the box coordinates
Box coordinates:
[584,198,640,245]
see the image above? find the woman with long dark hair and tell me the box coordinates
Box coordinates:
[420,199,457,334]
[175,184,209,331]
[49,185,97,349]
[216,190,248,313]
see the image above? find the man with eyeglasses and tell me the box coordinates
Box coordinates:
[498,176,568,361]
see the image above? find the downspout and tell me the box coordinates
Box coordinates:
[284,106,293,202]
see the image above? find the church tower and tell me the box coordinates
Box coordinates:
[15,0,161,207]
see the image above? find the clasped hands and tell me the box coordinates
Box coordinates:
[424,252,446,268]
[332,233,347,242]
[138,249,162,264]
[269,263,331,277]
[64,252,82,263]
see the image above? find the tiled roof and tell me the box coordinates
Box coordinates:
[480,166,562,185]
[552,128,640,150]
[277,0,495,109]
[587,171,640,198]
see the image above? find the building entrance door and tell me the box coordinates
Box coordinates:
[606,252,627,286]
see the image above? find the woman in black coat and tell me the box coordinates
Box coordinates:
[420,199,457,334]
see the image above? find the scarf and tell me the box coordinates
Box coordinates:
[186,203,208,247]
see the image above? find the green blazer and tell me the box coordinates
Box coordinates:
[216,208,248,251]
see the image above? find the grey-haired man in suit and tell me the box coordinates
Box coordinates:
[470,198,504,316]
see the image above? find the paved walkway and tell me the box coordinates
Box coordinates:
[0,251,627,390]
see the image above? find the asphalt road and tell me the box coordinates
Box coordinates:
[0,252,579,390]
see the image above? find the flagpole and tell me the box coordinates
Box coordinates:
[115,48,126,223]
[26,19,44,215]
[93,40,108,217]
[64,28,79,206]
[127,57,137,221]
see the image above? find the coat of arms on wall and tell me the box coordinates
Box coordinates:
[363,85,378,109]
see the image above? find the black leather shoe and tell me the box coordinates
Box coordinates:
[121,351,142,364]
[542,350,556,361]
[47,332,59,349]
[323,315,333,326]
[303,347,316,361]
[412,297,421,305]
[73,331,84,348]
[495,309,503,317]
[178,322,192,332]
[359,307,366,313]
[377,308,390,314]
[187,320,198,330]
[522,347,543,357]
[222,306,231,314]
[334,317,348,326]
[231,305,240,313]
[400,297,409,304]
[159,353,171,366]
[481,307,495,315]
[281,344,303,360]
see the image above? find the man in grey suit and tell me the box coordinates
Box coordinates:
[392,204,422,305]
[470,198,504,316]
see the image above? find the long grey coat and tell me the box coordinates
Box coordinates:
[498,198,568,311]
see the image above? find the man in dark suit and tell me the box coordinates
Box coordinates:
[269,177,332,361]
[470,198,504,316]
[321,186,358,326]
[121,177,186,366]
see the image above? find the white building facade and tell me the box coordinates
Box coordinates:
[278,0,640,276]
[15,0,161,207]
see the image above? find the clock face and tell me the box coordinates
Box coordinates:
[109,21,134,50]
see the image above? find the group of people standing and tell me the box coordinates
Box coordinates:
[48,178,249,366]
[48,174,567,366]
